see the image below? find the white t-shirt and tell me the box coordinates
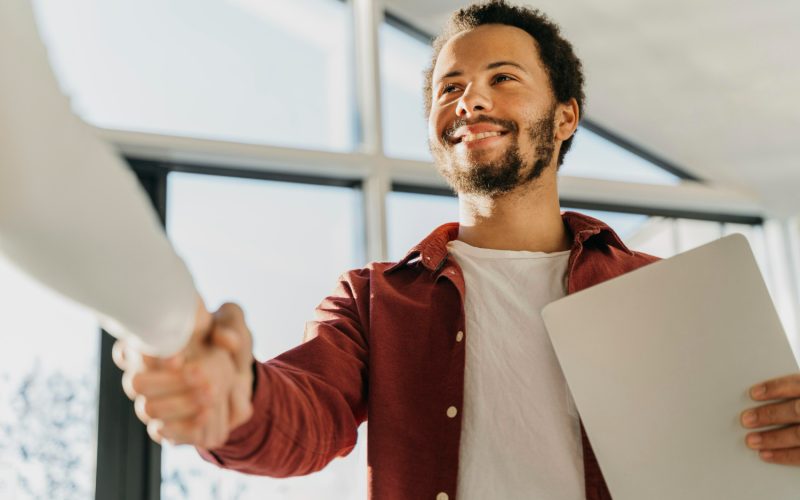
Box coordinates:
[448,239,585,500]
[0,0,196,356]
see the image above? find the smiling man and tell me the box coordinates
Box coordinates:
[122,1,800,499]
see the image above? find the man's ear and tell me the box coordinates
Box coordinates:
[554,98,579,141]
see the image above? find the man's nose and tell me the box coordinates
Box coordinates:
[456,84,492,117]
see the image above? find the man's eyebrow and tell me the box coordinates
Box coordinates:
[437,61,528,84]
[438,69,463,82]
[486,61,528,73]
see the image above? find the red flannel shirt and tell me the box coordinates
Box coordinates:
[201,211,659,500]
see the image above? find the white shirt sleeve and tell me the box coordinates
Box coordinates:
[0,0,197,357]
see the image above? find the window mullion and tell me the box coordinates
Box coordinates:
[352,0,388,261]
[352,0,385,156]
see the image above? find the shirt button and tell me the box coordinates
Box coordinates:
[456,331,464,342]
[446,406,458,418]
[436,493,449,500]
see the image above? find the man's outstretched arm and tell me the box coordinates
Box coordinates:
[123,271,370,476]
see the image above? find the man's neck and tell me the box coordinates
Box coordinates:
[456,172,571,253]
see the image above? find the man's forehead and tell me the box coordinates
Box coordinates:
[432,24,541,79]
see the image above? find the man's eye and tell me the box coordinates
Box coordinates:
[441,84,459,95]
[493,74,514,83]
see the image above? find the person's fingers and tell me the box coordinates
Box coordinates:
[121,369,138,401]
[146,419,164,444]
[159,413,207,446]
[196,403,222,449]
[195,358,233,449]
[747,425,800,451]
[112,340,128,371]
[215,302,245,325]
[750,374,800,401]
[213,303,253,370]
[192,348,238,448]
[141,353,163,370]
[203,396,229,449]
[757,447,800,465]
[161,352,186,371]
[134,395,151,425]
[131,369,192,398]
[210,325,239,352]
[183,349,232,400]
[218,392,230,447]
[741,399,800,428]
[182,361,212,391]
[230,380,253,429]
[142,390,206,421]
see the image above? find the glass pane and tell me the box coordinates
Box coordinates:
[560,129,683,185]
[623,217,677,257]
[32,0,356,151]
[379,23,433,161]
[675,219,723,252]
[386,191,458,260]
[163,172,365,499]
[0,256,99,500]
[623,218,726,258]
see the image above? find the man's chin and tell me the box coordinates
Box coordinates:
[436,165,518,197]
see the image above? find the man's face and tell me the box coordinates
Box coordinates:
[427,24,559,197]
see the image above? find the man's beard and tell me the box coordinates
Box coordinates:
[430,107,556,197]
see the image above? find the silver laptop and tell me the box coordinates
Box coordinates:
[542,234,799,500]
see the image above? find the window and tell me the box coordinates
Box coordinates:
[387,190,457,260]
[0,256,99,500]
[559,129,684,185]
[162,172,366,499]
[379,21,432,161]
[32,0,356,151]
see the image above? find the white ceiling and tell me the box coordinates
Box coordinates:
[386,0,800,216]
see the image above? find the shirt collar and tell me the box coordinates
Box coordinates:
[385,211,633,274]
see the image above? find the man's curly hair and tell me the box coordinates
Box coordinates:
[423,0,585,166]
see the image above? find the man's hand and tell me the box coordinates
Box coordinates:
[115,302,255,449]
[741,373,800,465]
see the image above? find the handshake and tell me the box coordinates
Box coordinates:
[114,302,256,449]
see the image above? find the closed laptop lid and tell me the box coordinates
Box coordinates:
[542,234,800,500]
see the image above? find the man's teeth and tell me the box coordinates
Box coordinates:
[461,131,503,143]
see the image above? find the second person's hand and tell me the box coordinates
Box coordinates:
[116,302,255,449]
